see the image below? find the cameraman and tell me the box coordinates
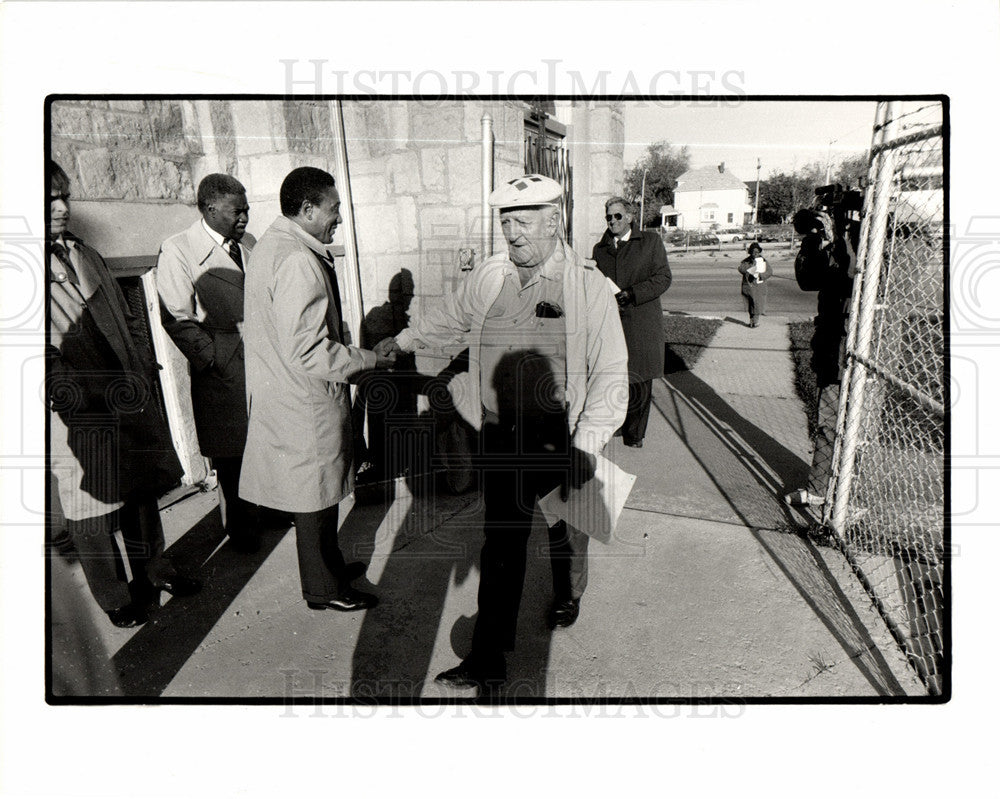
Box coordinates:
[785,186,861,507]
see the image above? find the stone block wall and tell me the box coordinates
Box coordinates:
[341,99,525,323]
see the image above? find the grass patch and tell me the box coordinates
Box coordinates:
[788,320,818,437]
[662,315,724,373]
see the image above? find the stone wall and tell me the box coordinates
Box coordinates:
[567,101,626,257]
[341,99,525,323]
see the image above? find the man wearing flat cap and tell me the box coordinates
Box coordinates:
[389,174,628,694]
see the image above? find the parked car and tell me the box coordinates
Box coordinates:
[714,230,744,243]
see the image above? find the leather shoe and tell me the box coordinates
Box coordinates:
[107,603,148,628]
[154,575,202,597]
[548,597,580,629]
[623,439,643,448]
[307,589,378,612]
[434,654,506,690]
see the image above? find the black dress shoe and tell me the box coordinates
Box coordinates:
[154,575,202,597]
[623,439,644,448]
[547,597,581,629]
[307,589,378,612]
[434,654,506,690]
[107,603,148,628]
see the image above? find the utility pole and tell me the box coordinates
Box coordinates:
[753,157,761,225]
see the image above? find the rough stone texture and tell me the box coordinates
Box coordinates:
[447,145,482,205]
[361,103,390,159]
[231,101,277,157]
[410,102,464,146]
[395,196,419,252]
[355,203,401,254]
[208,101,238,177]
[150,100,189,158]
[245,152,294,200]
[349,172,388,204]
[387,151,420,196]
[283,101,335,155]
[91,111,154,151]
[108,100,145,113]
[420,148,447,193]
[52,103,96,144]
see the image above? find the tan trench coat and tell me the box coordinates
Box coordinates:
[156,220,255,457]
[48,236,182,520]
[239,216,376,513]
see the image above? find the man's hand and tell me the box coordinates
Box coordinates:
[373,337,401,369]
[615,288,634,308]
[560,447,597,501]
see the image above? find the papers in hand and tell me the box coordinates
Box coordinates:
[538,455,637,544]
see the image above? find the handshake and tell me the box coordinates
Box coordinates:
[373,337,402,369]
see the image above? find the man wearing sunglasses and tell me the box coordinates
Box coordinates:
[592,197,672,448]
[387,174,628,695]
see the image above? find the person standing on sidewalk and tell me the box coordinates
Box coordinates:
[239,167,397,612]
[385,174,628,694]
[47,161,200,628]
[157,174,262,553]
[592,197,672,448]
[737,241,773,328]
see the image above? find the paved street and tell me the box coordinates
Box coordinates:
[663,242,817,319]
[55,308,925,700]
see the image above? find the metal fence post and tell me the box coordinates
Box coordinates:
[829,101,900,535]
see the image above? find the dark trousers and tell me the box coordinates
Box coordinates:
[69,492,173,612]
[471,416,590,656]
[622,380,653,445]
[742,282,767,323]
[211,456,259,539]
[293,505,349,603]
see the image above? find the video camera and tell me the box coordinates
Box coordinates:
[792,183,864,293]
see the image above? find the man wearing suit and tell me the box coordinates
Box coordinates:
[48,161,199,628]
[592,197,672,448]
[157,174,261,552]
[240,167,397,612]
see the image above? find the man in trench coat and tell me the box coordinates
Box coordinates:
[239,166,396,612]
[157,174,261,552]
[592,197,672,447]
[47,161,199,628]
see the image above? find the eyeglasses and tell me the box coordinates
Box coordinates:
[605,213,624,222]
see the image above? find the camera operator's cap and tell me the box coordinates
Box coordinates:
[489,174,562,209]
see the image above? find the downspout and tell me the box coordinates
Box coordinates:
[329,100,365,347]
[481,112,494,261]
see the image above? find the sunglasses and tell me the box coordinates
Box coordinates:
[605,213,625,222]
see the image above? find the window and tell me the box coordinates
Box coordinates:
[727,212,734,223]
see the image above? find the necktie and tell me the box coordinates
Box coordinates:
[225,239,243,270]
[320,255,344,342]
[50,242,79,283]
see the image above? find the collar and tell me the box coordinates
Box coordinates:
[272,215,336,262]
[201,218,228,249]
[616,229,632,245]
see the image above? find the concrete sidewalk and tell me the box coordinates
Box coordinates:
[67,313,925,699]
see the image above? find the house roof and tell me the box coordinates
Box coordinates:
[659,205,678,214]
[675,166,749,193]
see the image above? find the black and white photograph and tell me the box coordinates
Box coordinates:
[42,95,946,702]
[1,1,996,797]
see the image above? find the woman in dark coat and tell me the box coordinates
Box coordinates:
[592,197,672,447]
[738,241,773,327]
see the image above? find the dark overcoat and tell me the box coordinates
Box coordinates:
[592,223,672,383]
[156,220,256,457]
[48,235,182,520]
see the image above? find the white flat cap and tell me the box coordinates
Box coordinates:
[488,173,563,209]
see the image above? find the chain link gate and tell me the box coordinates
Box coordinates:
[825,101,946,695]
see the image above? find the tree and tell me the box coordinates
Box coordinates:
[834,152,869,189]
[757,161,829,223]
[623,141,691,228]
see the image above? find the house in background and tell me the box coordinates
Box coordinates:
[662,162,752,231]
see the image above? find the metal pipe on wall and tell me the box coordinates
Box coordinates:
[481,112,494,261]
[329,100,365,348]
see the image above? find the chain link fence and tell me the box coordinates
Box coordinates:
[825,101,946,695]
